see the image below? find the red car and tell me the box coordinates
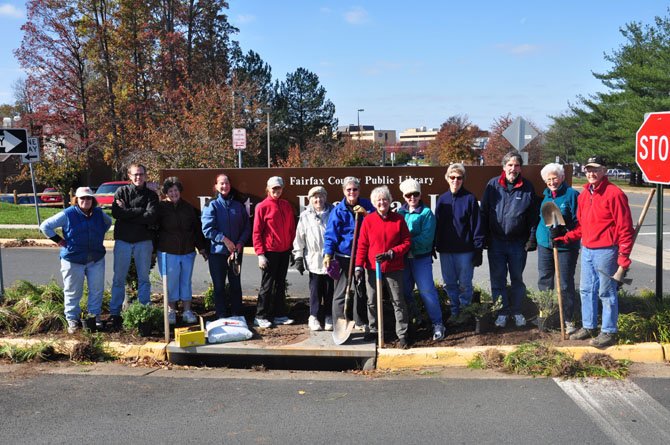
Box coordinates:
[41,187,63,204]
[94,181,129,207]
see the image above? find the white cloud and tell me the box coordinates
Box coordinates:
[361,60,403,76]
[320,7,332,14]
[495,43,540,55]
[0,3,24,18]
[235,14,255,25]
[344,6,369,25]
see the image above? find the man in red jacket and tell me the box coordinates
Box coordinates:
[553,156,634,348]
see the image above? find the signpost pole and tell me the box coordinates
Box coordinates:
[656,184,663,301]
[28,162,41,226]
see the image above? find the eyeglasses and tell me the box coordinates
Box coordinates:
[404,192,420,198]
[130,173,145,177]
[345,188,359,192]
[448,176,463,181]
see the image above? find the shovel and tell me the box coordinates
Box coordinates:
[332,212,361,345]
[541,201,566,340]
[161,252,170,343]
[375,260,384,349]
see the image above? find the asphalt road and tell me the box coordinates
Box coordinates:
[1,189,669,298]
[1,365,670,444]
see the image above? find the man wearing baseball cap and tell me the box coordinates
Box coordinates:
[552,156,634,348]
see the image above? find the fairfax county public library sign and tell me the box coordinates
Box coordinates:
[161,165,571,218]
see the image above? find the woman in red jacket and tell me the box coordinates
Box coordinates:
[252,176,297,329]
[355,186,412,348]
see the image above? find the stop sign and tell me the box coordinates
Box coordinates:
[636,112,670,184]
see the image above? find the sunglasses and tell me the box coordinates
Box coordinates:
[404,192,420,198]
[345,188,359,192]
[448,176,463,181]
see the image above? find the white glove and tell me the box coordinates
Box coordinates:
[258,254,268,269]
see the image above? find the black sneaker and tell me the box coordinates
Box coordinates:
[109,315,123,331]
[590,332,616,349]
[569,327,596,340]
[364,331,378,342]
[398,337,410,350]
[84,315,98,332]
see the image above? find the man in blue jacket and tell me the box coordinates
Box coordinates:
[481,151,539,328]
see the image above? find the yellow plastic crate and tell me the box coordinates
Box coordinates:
[174,317,206,348]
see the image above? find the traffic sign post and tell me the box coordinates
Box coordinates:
[635,112,670,301]
[233,128,246,168]
[502,117,538,164]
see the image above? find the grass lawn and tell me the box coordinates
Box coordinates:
[0,202,63,224]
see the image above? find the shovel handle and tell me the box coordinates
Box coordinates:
[375,261,384,348]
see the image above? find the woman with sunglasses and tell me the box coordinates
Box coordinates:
[323,177,375,333]
[435,163,485,321]
[40,187,112,334]
[397,178,445,341]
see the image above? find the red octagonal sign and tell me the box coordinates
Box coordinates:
[636,112,670,184]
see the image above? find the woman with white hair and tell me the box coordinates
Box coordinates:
[536,163,580,334]
[252,176,297,329]
[355,186,411,348]
[398,178,445,341]
[293,186,335,331]
[40,187,112,333]
[323,176,375,331]
[435,163,484,321]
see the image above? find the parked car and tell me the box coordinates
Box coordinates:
[94,181,129,207]
[40,187,63,204]
[607,168,631,179]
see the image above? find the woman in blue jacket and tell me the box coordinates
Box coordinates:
[536,163,580,334]
[40,187,113,334]
[435,164,485,321]
[398,178,445,340]
[201,173,251,319]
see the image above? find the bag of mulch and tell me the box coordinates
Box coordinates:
[206,316,253,344]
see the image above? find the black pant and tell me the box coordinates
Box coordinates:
[308,272,334,319]
[256,251,290,320]
[331,256,368,325]
[208,253,243,318]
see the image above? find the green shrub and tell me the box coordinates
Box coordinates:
[528,289,558,318]
[24,300,66,334]
[0,307,25,332]
[0,342,60,363]
[70,332,117,362]
[617,312,653,344]
[503,342,578,377]
[122,302,163,333]
[203,283,215,311]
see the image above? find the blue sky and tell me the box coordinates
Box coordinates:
[1,1,668,132]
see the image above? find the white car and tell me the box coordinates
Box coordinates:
[607,168,630,179]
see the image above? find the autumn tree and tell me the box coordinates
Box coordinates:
[425,115,479,166]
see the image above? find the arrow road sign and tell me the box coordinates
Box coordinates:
[21,137,40,164]
[0,128,28,154]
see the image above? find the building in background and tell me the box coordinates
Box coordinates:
[336,125,397,146]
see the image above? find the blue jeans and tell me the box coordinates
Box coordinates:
[439,252,474,317]
[487,238,527,316]
[580,246,619,333]
[537,245,579,321]
[404,255,443,325]
[158,251,196,303]
[61,257,105,321]
[208,252,243,317]
[111,239,153,315]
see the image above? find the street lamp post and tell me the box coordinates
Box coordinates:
[357,108,364,148]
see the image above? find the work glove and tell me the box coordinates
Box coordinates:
[472,249,483,267]
[352,205,368,216]
[289,252,296,267]
[258,254,268,270]
[432,248,438,260]
[375,249,394,263]
[524,238,537,252]
[295,257,305,275]
[549,226,568,240]
[552,235,567,247]
[354,267,363,282]
[617,254,631,270]
[199,249,209,262]
[323,254,331,269]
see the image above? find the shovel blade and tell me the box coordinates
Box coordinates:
[541,201,566,227]
[332,318,356,345]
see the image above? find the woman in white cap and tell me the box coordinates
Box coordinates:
[293,186,334,331]
[398,178,445,340]
[252,176,297,328]
[39,187,113,333]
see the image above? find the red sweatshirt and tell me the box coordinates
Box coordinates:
[253,196,296,254]
[356,211,411,273]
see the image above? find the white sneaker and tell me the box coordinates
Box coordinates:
[168,309,177,325]
[254,317,273,328]
[514,314,526,327]
[354,324,369,333]
[565,321,578,335]
[494,315,508,328]
[432,323,445,341]
[67,319,80,334]
[324,316,333,331]
[182,310,197,324]
[274,316,294,325]
[308,315,322,331]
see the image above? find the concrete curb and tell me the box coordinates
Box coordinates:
[0,337,167,361]
[377,342,668,370]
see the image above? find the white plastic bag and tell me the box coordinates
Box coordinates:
[206,316,253,344]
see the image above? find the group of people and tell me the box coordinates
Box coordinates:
[40,151,634,349]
